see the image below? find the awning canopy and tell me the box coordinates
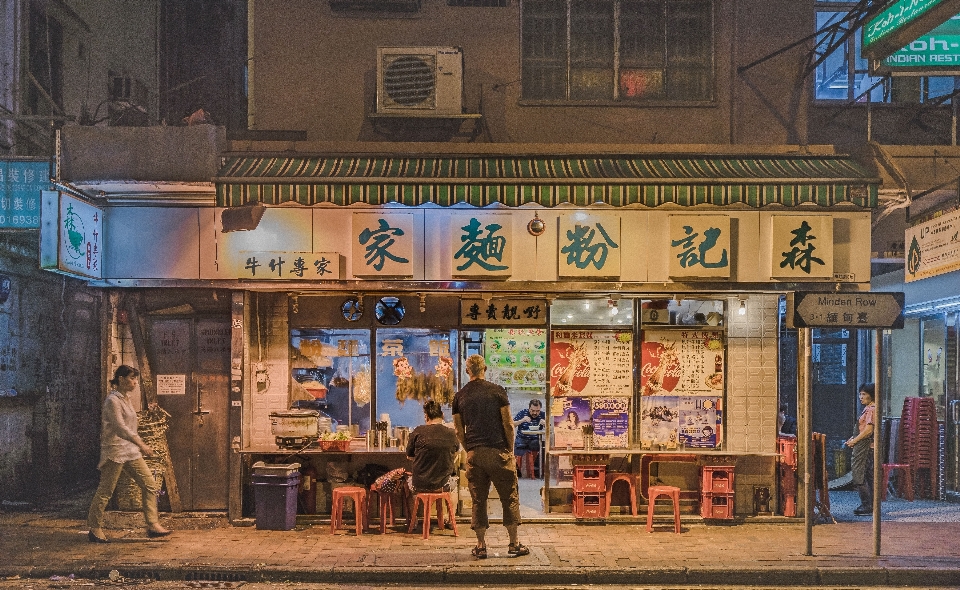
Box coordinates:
[215,154,879,208]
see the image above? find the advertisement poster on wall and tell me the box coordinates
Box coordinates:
[484,328,547,390]
[552,396,591,449]
[639,395,722,448]
[591,397,630,449]
[640,330,724,396]
[550,330,632,397]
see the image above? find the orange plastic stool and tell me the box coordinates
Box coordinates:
[646,485,681,534]
[881,463,914,501]
[371,486,406,534]
[331,486,368,535]
[515,452,537,478]
[407,491,459,539]
[604,472,637,517]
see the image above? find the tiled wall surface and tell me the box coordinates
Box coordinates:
[725,294,779,454]
[247,293,291,448]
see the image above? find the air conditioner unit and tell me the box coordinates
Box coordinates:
[376,47,463,116]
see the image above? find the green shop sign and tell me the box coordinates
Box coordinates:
[879,15,960,74]
[863,0,960,59]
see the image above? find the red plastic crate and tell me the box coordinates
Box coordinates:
[700,493,734,519]
[701,465,735,492]
[573,492,607,518]
[573,465,607,493]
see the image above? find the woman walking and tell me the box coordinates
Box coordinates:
[87,365,171,542]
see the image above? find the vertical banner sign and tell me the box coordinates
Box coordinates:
[0,160,48,228]
[40,191,103,279]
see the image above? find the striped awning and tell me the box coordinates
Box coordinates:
[215,154,879,208]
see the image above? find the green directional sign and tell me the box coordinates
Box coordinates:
[863,0,960,60]
[789,292,905,329]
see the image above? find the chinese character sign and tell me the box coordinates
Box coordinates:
[668,215,731,279]
[352,213,414,278]
[558,212,621,278]
[550,330,632,398]
[57,194,103,279]
[904,208,960,283]
[0,160,47,228]
[771,215,833,279]
[460,299,547,326]
[451,215,513,279]
[640,330,724,396]
[238,252,343,279]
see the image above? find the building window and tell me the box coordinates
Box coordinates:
[521,0,714,102]
[814,2,958,103]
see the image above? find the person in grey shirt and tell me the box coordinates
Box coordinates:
[86,365,171,543]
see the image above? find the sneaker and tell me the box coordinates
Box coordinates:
[853,506,871,516]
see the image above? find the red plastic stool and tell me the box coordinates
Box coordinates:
[881,463,914,501]
[515,452,537,478]
[370,486,407,534]
[331,486,368,535]
[605,472,637,517]
[646,485,681,534]
[407,491,459,539]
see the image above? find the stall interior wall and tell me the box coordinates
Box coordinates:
[244,292,290,448]
[887,319,921,421]
[724,294,779,514]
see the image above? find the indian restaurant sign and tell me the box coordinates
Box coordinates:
[863,0,960,60]
[878,15,960,74]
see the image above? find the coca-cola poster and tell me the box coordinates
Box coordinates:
[551,396,591,449]
[640,330,724,396]
[549,330,632,398]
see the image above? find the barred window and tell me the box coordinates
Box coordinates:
[521,0,714,102]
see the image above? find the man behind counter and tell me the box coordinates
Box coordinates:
[513,399,545,478]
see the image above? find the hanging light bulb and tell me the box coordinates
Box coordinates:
[738,299,747,316]
[583,301,591,310]
[608,299,619,315]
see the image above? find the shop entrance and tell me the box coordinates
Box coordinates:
[148,317,230,510]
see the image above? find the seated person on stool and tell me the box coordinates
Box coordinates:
[406,400,460,528]
[513,399,545,478]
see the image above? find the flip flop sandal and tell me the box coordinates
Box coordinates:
[471,545,488,559]
[508,543,530,557]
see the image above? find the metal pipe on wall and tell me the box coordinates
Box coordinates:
[873,329,883,556]
[803,327,813,556]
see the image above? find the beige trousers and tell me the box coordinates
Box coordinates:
[87,457,160,529]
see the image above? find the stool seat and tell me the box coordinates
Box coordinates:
[881,463,914,501]
[331,486,368,535]
[646,485,681,534]
[370,485,407,534]
[516,452,537,478]
[604,472,637,517]
[407,491,458,539]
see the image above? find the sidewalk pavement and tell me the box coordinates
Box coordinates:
[2,496,960,587]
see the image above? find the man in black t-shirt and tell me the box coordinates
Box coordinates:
[453,354,529,559]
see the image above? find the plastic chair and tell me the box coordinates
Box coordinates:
[604,472,637,517]
[407,491,458,539]
[370,485,407,534]
[646,485,681,534]
[881,463,914,501]
[331,486,368,535]
[515,452,537,478]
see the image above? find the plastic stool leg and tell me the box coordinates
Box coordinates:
[445,495,459,537]
[422,497,432,539]
[407,496,421,534]
[672,493,681,534]
[646,493,656,533]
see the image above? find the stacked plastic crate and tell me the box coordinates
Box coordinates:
[700,465,735,519]
[572,465,606,518]
[898,397,940,499]
[777,435,798,516]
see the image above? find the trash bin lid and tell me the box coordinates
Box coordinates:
[251,461,301,476]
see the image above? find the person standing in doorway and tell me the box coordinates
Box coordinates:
[453,354,529,559]
[845,383,876,517]
[86,365,171,543]
[513,399,545,478]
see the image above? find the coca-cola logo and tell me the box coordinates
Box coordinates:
[640,342,681,393]
[549,342,590,395]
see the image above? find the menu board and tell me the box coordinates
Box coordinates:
[551,396,630,450]
[549,330,632,398]
[640,330,724,396]
[485,328,547,390]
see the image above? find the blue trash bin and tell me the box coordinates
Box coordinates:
[252,471,301,530]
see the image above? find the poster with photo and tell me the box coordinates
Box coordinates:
[640,330,724,396]
[591,397,630,449]
[639,396,680,446]
[550,330,632,397]
[485,328,547,390]
[678,396,721,448]
[551,396,591,449]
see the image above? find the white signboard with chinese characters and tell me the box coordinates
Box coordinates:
[156,374,187,395]
[40,191,103,279]
[352,213,414,278]
[549,330,633,397]
[558,212,621,278]
[905,208,960,282]
[237,252,343,280]
[450,214,513,279]
[770,215,834,279]
[460,299,547,326]
[668,215,731,279]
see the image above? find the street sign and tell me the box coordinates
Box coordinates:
[790,292,905,329]
[863,0,960,60]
